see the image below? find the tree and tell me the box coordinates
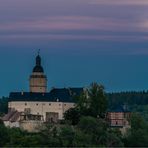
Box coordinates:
[88,83,108,118]
[77,116,123,147]
[64,107,81,125]
[0,118,4,125]
[77,116,107,135]
[59,125,75,147]
[0,97,8,115]
[130,113,147,130]
[124,113,148,147]
[76,83,108,118]
[0,125,9,147]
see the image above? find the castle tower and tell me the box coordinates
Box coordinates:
[29,52,47,93]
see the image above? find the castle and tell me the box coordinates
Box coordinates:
[3,52,130,132]
[3,53,83,131]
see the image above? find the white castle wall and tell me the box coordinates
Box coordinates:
[9,101,74,120]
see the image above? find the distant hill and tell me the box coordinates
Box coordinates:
[107,91,148,109]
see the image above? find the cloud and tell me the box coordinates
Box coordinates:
[1,33,148,43]
[0,15,145,32]
[0,0,148,44]
[140,20,148,29]
[89,0,148,6]
[0,15,148,43]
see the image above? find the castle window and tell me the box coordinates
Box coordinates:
[36,103,38,106]
[49,103,51,106]
[25,103,27,106]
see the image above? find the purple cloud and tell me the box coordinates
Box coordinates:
[89,0,148,5]
[0,15,148,42]
[0,0,148,55]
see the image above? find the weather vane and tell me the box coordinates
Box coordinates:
[38,49,40,55]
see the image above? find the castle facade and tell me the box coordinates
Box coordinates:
[3,53,83,131]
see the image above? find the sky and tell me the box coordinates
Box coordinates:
[1,0,148,97]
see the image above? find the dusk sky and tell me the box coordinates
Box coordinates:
[1,0,148,97]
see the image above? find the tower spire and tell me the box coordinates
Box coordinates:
[33,50,43,72]
[38,49,40,56]
[36,49,41,66]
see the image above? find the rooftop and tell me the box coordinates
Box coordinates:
[108,105,130,113]
[9,88,83,103]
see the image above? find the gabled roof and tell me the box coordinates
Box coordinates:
[2,110,16,121]
[9,88,83,103]
[108,105,130,113]
[2,110,21,122]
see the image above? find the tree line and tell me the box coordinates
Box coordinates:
[108,91,148,108]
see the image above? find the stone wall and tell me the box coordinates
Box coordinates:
[9,101,75,120]
[20,120,44,132]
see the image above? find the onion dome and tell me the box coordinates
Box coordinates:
[33,54,44,72]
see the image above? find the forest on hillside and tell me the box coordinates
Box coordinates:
[108,91,148,107]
